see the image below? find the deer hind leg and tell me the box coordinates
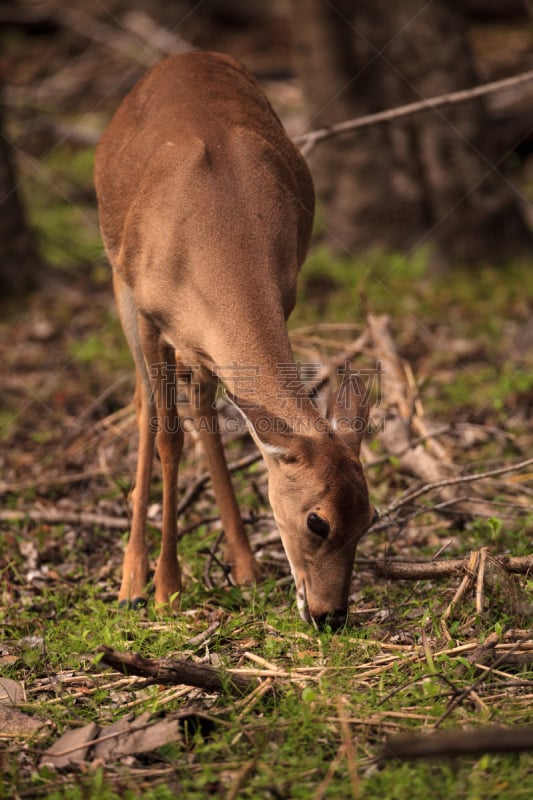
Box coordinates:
[192,374,262,585]
[150,341,183,610]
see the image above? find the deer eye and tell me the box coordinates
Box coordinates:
[307,513,330,538]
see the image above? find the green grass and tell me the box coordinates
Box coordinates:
[1,511,532,798]
[2,176,532,797]
[294,247,532,342]
[20,144,101,268]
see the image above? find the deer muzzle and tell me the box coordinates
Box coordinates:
[296,578,348,631]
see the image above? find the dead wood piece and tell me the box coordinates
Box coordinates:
[0,703,48,738]
[97,646,258,697]
[0,508,132,530]
[122,10,194,56]
[466,632,500,667]
[93,711,181,760]
[365,314,470,510]
[0,468,106,497]
[40,722,98,768]
[495,652,533,667]
[366,314,511,520]
[186,620,221,649]
[0,677,25,705]
[381,725,533,761]
[360,554,533,580]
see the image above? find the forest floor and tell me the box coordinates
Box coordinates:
[1,4,533,798]
[1,225,532,800]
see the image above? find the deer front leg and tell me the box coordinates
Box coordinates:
[119,368,154,607]
[194,376,261,585]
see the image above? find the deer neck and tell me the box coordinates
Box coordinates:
[211,320,319,433]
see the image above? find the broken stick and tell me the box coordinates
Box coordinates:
[366,313,492,518]
[356,554,533,580]
[381,725,533,761]
[97,645,258,696]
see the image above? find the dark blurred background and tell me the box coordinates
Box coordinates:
[2,0,533,301]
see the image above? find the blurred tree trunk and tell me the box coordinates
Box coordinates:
[0,85,40,299]
[292,0,531,265]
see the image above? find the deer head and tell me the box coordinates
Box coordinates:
[246,387,373,629]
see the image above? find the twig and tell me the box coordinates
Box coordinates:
[365,314,467,510]
[244,652,281,672]
[475,548,488,615]
[377,673,463,708]
[0,451,264,531]
[370,497,470,535]
[462,631,501,675]
[365,425,451,467]
[185,621,221,649]
[381,725,533,761]
[97,645,258,696]
[56,8,158,67]
[225,759,257,800]
[313,743,345,800]
[177,474,210,516]
[294,69,533,155]
[436,635,532,726]
[203,531,232,589]
[441,551,480,625]
[66,374,131,441]
[337,698,359,799]
[178,452,261,516]
[382,457,533,517]
[122,10,194,57]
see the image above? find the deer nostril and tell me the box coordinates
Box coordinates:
[311,609,348,631]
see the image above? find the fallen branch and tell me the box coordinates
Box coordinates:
[462,632,501,674]
[381,725,533,761]
[0,468,106,497]
[122,10,194,57]
[55,8,159,67]
[0,453,263,531]
[357,554,533,580]
[366,314,480,516]
[97,645,258,697]
[0,508,131,530]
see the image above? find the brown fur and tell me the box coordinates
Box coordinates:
[94,52,372,627]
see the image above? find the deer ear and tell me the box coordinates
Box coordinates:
[326,378,369,457]
[256,438,291,461]
[230,401,295,462]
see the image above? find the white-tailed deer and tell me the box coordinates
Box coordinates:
[95,52,373,629]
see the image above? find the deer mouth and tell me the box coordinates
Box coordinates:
[296,578,348,630]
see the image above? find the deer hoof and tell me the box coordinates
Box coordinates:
[232,558,263,586]
[118,596,147,610]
